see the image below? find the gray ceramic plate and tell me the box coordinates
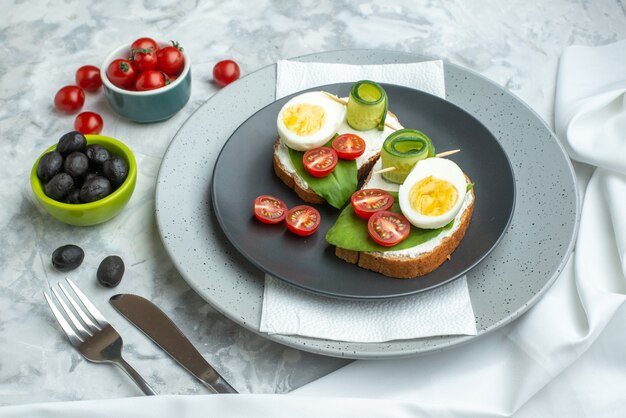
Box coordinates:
[155,50,578,359]
[211,82,515,299]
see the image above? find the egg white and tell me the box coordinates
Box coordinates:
[398,158,467,229]
[277,92,346,151]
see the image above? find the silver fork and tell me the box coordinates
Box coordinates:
[44,278,157,396]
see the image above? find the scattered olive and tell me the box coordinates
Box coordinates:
[97,255,125,287]
[44,173,74,201]
[57,131,87,156]
[64,151,89,179]
[79,175,112,203]
[37,151,64,182]
[102,156,129,188]
[85,144,111,169]
[51,244,85,272]
[64,188,81,204]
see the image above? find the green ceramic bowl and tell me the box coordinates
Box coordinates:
[30,134,137,226]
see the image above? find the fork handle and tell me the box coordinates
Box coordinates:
[114,358,157,396]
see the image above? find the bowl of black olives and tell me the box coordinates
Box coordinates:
[30,131,137,226]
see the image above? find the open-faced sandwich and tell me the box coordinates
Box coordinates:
[258,80,474,279]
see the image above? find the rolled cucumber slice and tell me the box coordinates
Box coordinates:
[381,129,435,184]
[346,80,388,131]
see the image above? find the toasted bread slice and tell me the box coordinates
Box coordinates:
[335,163,475,279]
[273,111,402,205]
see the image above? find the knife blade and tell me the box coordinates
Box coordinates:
[110,294,237,393]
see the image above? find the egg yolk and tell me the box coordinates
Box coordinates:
[282,104,326,136]
[409,176,458,217]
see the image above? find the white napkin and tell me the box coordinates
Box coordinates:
[260,59,477,342]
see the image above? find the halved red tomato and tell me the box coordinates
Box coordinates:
[332,133,366,160]
[302,147,338,177]
[285,205,321,236]
[367,211,410,247]
[253,195,288,224]
[350,189,394,219]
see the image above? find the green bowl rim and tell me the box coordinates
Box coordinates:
[30,134,137,210]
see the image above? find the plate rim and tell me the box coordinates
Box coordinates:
[209,81,517,300]
[155,49,579,359]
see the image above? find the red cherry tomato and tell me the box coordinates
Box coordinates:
[135,70,168,91]
[106,59,137,89]
[285,205,321,236]
[74,111,103,135]
[367,211,411,247]
[253,195,288,224]
[132,47,158,72]
[350,189,394,219]
[131,37,159,53]
[54,86,85,113]
[157,42,185,76]
[302,147,338,178]
[75,65,102,92]
[332,133,366,160]
[213,59,240,87]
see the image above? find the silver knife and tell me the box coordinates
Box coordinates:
[110,294,237,394]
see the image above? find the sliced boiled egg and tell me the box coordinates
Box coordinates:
[277,92,346,151]
[398,157,467,229]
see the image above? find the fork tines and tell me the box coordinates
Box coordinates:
[44,278,109,345]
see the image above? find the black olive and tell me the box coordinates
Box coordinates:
[102,156,129,188]
[44,173,74,201]
[79,175,112,203]
[64,189,81,204]
[97,255,125,287]
[51,244,85,272]
[85,144,111,169]
[57,131,87,156]
[64,151,89,179]
[37,151,64,183]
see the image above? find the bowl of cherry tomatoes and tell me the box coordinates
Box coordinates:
[101,37,191,123]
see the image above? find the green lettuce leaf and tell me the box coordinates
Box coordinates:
[325,193,454,252]
[287,142,357,209]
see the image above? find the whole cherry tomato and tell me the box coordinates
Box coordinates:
[135,70,168,91]
[213,59,240,87]
[75,65,102,92]
[106,59,137,89]
[132,47,158,72]
[157,42,185,76]
[74,111,103,135]
[131,37,159,52]
[54,86,85,113]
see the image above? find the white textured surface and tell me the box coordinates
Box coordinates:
[260,275,476,342]
[1,0,626,412]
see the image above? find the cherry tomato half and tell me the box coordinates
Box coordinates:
[286,205,321,236]
[135,70,168,91]
[106,59,137,89]
[131,37,159,53]
[157,42,185,76]
[213,59,240,87]
[131,47,158,72]
[350,189,394,219]
[332,133,366,160]
[253,195,288,224]
[74,111,103,135]
[302,147,338,178]
[75,65,102,92]
[367,210,410,247]
[54,85,85,113]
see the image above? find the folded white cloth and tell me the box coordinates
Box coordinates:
[292,40,626,416]
[260,59,477,342]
